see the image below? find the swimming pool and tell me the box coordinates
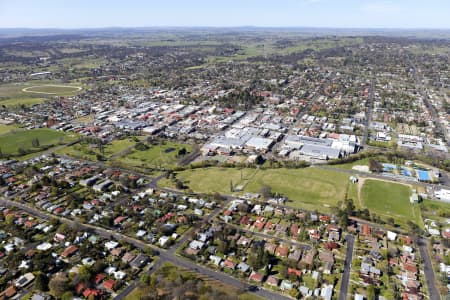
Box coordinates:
[401,167,412,177]
[382,163,396,172]
[417,169,431,181]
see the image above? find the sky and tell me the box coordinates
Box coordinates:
[0,0,449,29]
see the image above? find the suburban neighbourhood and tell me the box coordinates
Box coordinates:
[0,10,449,300]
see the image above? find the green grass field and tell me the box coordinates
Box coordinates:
[0,128,76,156]
[361,180,420,226]
[172,167,349,211]
[420,199,450,223]
[0,81,82,107]
[246,167,349,211]
[176,167,257,194]
[56,138,136,161]
[57,139,192,169]
[0,97,46,107]
[116,141,192,169]
[0,124,18,135]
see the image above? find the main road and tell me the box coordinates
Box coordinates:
[361,79,374,147]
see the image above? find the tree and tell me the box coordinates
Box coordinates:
[175,179,185,189]
[61,291,73,300]
[259,185,272,199]
[49,273,69,298]
[368,158,383,173]
[98,141,105,154]
[135,142,149,151]
[32,138,40,147]
[217,240,229,254]
[18,146,26,155]
[78,264,92,281]
[345,199,356,216]
[339,212,349,227]
[367,285,375,300]
[34,273,49,292]
[5,214,14,225]
[262,250,269,266]
[91,260,106,274]
[279,264,288,279]
[177,148,187,156]
[387,217,395,226]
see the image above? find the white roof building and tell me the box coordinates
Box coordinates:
[387,231,397,241]
[435,189,450,202]
[245,137,274,151]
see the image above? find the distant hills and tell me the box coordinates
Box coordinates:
[1,27,450,39]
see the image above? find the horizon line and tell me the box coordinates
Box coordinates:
[1,25,450,31]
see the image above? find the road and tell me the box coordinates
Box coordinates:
[361,79,374,147]
[0,198,291,300]
[418,238,440,300]
[409,56,449,143]
[339,234,355,300]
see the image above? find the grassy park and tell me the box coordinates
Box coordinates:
[0,128,77,156]
[0,97,46,107]
[0,124,18,135]
[125,262,261,300]
[115,141,193,169]
[420,198,450,223]
[58,138,193,169]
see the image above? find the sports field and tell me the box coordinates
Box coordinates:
[22,84,82,95]
[175,167,257,194]
[246,167,349,210]
[172,167,349,211]
[0,81,82,108]
[361,179,421,226]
